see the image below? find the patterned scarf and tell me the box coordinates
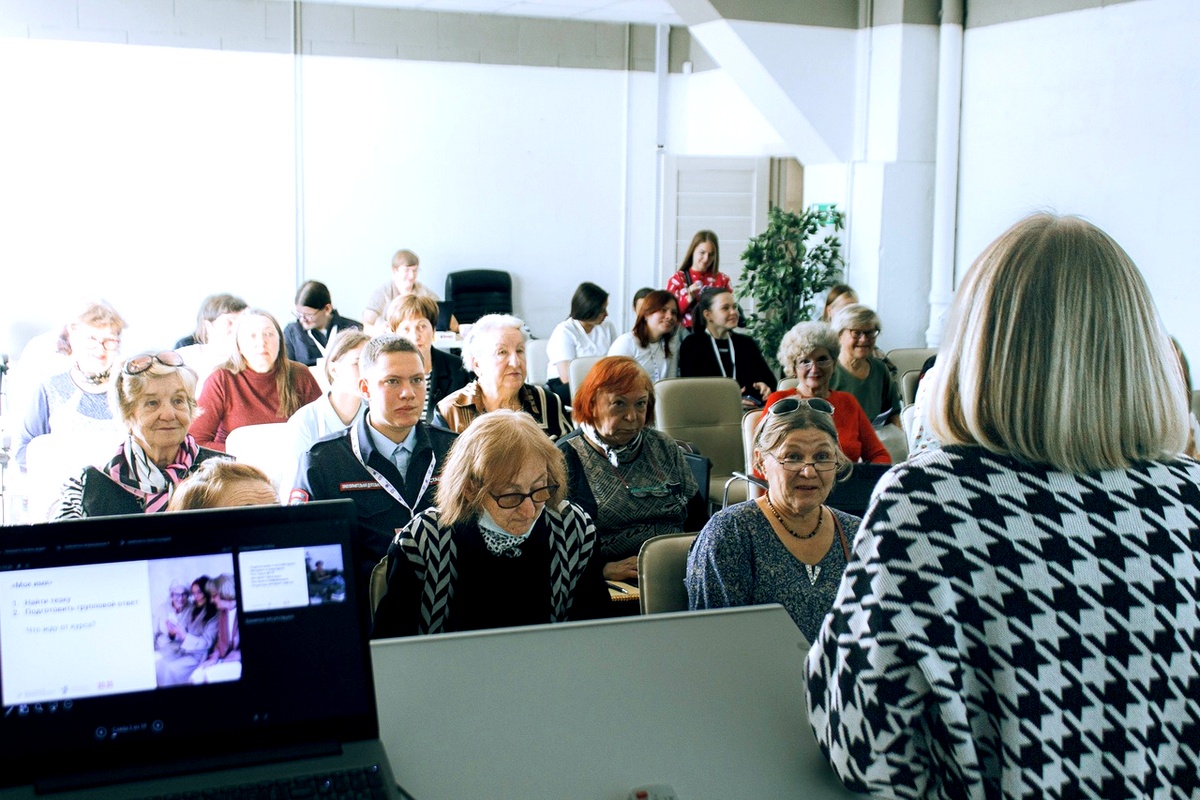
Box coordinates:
[478,508,541,558]
[105,434,202,513]
[580,423,644,468]
[398,502,596,633]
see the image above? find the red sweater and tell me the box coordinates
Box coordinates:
[759,389,891,468]
[190,362,321,451]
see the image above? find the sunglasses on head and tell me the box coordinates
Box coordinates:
[123,351,185,376]
[768,396,834,416]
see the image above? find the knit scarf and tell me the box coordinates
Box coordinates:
[105,434,202,513]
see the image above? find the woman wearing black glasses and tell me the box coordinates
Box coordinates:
[53,351,228,519]
[686,397,860,642]
[371,410,611,637]
[558,356,703,583]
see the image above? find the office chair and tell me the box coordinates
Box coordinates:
[654,377,745,511]
[443,270,513,325]
[637,532,698,614]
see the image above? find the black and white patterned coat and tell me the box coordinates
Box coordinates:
[806,445,1200,799]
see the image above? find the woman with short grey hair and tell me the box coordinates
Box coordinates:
[436,313,571,439]
[828,303,901,425]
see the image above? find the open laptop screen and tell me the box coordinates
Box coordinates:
[0,500,375,790]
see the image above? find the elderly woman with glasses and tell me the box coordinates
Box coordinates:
[559,356,702,582]
[761,321,889,466]
[52,351,228,519]
[371,410,611,638]
[829,303,902,426]
[686,397,861,642]
[15,301,129,472]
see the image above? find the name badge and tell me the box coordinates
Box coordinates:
[339,481,382,492]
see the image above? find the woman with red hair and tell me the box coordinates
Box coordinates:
[558,356,702,581]
[606,290,681,383]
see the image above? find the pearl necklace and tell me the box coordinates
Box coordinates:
[765,496,823,540]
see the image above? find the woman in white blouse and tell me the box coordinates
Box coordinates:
[545,282,617,405]
[606,290,681,383]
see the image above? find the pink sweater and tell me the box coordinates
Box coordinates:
[190,362,321,451]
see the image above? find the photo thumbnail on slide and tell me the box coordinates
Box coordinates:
[151,555,239,689]
[237,546,345,610]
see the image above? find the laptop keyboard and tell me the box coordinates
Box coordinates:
[137,764,391,799]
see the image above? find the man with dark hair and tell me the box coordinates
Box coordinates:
[283,280,361,366]
[290,335,455,595]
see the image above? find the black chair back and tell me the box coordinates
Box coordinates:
[826,462,892,519]
[444,270,513,325]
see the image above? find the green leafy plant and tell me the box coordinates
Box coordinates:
[738,204,846,372]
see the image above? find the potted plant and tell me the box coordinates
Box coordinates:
[738,204,846,372]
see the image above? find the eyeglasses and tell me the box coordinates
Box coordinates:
[847,329,879,341]
[796,355,834,370]
[627,482,681,499]
[295,309,319,323]
[767,452,838,473]
[123,351,185,376]
[768,396,834,416]
[85,335,121,352]
[490,484,558,509]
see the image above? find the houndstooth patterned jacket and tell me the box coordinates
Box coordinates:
[806,445,1200,799]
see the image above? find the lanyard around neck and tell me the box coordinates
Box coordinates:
[709,333,736,379]
[350,422,434,516]
[307,323,339,357]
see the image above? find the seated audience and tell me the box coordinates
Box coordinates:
[678,287,776,407]
[285,329,370,468]
[559,356,702,581]
[291,335,456,589]
[436,314,571,440]
[283,280,362,367]
[16,301,127,470]
[166,460,279,511]
[761,321,889,466]
[545,281,618,408]
[188,309,321,451]
[372,410,611,637]
[53,351,227,518]
[384,294,467,424]
[607,290,681,383]
[361,248,457,333]
[687,397,860,642]
[190,573,240,684]
[155,574,218,686]
[806,214,1200,796]
[828,303,902,425]
[175,293,247,391]
[665,229,732,331]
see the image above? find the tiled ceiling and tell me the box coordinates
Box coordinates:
[316,0,684,25]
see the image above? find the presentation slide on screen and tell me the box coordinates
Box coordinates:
[1,553,243,706]
[1,562,157,706]
[238,548,309,611]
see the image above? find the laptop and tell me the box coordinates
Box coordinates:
[370,605,866,799]
[0,500,404,800]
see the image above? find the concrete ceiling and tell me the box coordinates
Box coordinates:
[314,0,684,25]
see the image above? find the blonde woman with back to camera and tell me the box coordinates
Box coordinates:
[806,214,1200,797]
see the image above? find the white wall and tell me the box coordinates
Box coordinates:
[955,0,1200,364]
[0,34,786,359]
[0,38,298,356]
